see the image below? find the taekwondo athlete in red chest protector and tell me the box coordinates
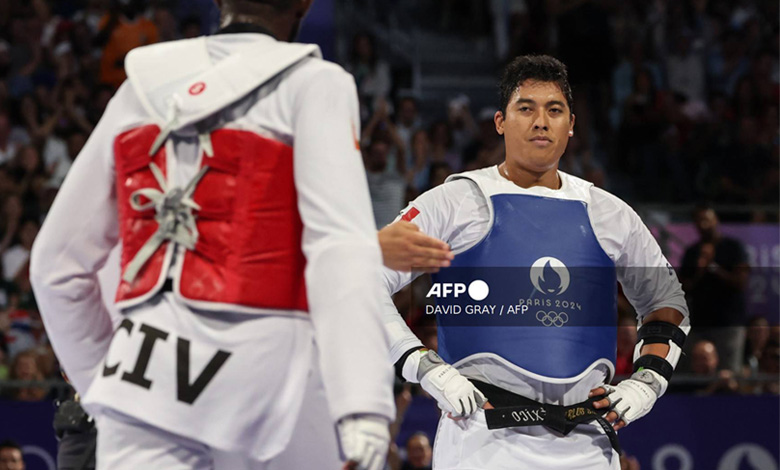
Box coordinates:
[30,1,396,469]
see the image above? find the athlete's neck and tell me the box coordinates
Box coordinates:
[219,10,299,42]
[500,162,560,190]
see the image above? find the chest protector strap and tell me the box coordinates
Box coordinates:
[123,161,209,283]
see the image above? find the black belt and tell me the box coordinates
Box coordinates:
[472,380,622,455]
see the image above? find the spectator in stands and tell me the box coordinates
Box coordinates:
[0,342,8,380]
[152,7,178,43]
[616,67,667,198]
[395,95,421,159]
[715,115,774,205]
[688,339,739,395]
[96,0,158,89]
[0,108,28,165]
[86,85,115,126]
[619,454,640,470]
[0,194,22,258]
[0,39,10,82]
[365,137,406,228]
[743,315,770,377]
[428,121,461,173]
[426,161,452,190]
[666,29,706,105]
[691,339,719,376]
[0,259,46,362]
[180,15,203,40]
[446,95,477,156]
[2,219,37,283]
[18,94,56,146]
[610,40,663,129]
[9,145,46,204]
[362,97,407,178]
[46,128,86,189]
[0,440,25,470]
[732,75,761,120]
[402,432,432,470]
[406,129,433,193]
[8,349,47,401]
[387,384,414,470]
[757,333,779,395]
[680,204,749,372]
[6,15,43,99]
[462,107,503,171]
[72,0,105,34]
[706,30,750,97]
[347,32,391,122]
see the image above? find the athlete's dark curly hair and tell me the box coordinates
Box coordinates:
[498,55,573,117]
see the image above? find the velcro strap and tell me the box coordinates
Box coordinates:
[394,347,424,381]
[633,354,674,381]
[637,321,686,348]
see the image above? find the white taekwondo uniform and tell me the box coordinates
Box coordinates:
[382,166,689,469]
[30,30,394,469]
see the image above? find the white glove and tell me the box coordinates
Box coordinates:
[602,369,667,426]
[416,350,486,418]
[337,414,390,470]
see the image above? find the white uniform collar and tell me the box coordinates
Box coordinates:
[124,35,321,131]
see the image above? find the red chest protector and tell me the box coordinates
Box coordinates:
[114,124,308,313]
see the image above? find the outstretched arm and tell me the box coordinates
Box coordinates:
[380,197,486,418]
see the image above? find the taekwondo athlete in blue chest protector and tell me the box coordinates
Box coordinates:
[379,55,691,469]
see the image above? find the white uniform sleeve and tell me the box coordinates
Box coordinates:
[292,65,394,422]
[591,188,689,325]
[381,179,487,364]
[619,208,690,325]
[29,84,132,394]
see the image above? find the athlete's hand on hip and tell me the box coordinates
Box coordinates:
[337,414,390,470]
[589,369,666,430]
[417,351,487,418]
[378,221,453,273]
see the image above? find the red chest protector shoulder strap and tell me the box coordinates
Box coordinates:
[114,124,308,313]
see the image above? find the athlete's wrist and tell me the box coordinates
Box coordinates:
[398,347,428,383]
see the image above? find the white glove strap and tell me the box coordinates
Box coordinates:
[401,349,425,383]
[417,352,486,417]
[603,369,666,426]
[632,368,668,397]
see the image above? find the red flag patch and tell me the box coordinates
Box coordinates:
[401,207,420,222]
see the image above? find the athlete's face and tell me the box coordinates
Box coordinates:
[495,80,574,174]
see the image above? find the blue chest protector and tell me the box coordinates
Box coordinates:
[432,190,618,379]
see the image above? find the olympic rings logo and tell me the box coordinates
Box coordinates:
[535,310,569,327]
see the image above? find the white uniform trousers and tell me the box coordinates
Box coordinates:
[432,409,620,470]
[96,359,343,470]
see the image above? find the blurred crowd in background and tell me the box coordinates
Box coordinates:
[356,0,778,220]
[0,1,776,469]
